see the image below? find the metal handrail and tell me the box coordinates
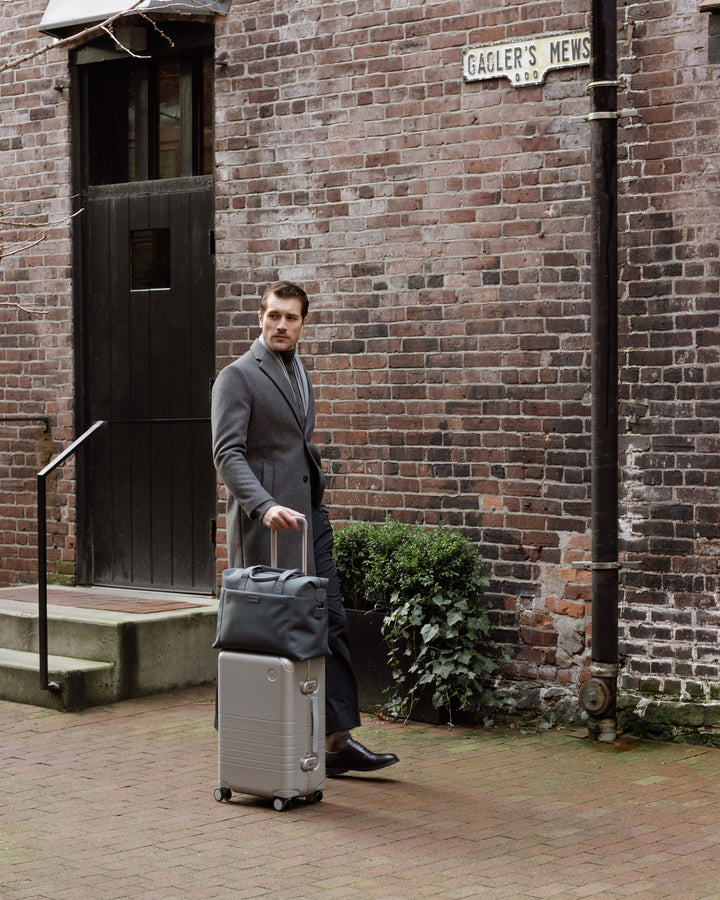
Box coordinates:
[35,416,212,692]
[37,420,106,692]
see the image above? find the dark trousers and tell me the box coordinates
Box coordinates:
[312,506,361,734]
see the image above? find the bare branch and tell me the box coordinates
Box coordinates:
[101,23,151,60]
[0,0,211,318]
[2,235,46,258]
[0,207,85,324]
[4,303,51,318]
[1,206,84,242]
[0,0,151,74]
[137,11,176,48]
[0,205,84,230]
[0,1,220,74]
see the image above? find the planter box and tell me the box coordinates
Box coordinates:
[345,608,448,725]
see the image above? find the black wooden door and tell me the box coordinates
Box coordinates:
[82,177,215,592]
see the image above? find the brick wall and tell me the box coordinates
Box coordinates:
[0,2,74,586]
[616,0,720,712]
[1,0,719,727]
[214,0,596,708]
[214,0,720,721]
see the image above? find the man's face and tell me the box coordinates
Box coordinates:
[259,294,306,352]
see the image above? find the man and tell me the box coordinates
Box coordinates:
[211,280,398,777]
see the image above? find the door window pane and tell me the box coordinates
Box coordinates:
[131,229,171,289]
[87,62,131,185]
[202,55,213,176]
[127,67,149,181]
[84,46,212,185]
[158,60,182,180]
[128,75,136,180]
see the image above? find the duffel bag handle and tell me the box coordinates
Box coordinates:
[244,567,301,583]
[270,515,308,573]
[238,566,303,594]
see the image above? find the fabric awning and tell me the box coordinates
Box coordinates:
[39,0,231,37]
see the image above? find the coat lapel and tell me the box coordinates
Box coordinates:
[252,338,307,431]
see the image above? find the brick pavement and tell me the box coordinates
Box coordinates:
[2,685,720,899]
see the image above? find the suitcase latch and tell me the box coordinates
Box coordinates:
[300,678,318,694]
[301,755,319,772]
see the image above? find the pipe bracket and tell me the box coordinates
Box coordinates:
[572,561,641,571]
[590,662,618,679]
[586,79,621,91]
[576,109,640,123]
[587,111,618,120]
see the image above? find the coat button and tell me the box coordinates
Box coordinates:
[303,476,309,483]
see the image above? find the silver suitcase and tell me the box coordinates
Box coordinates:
[214,651,325,810]
[214,522,325,811]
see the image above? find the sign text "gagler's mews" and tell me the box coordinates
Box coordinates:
[463,30,591,87]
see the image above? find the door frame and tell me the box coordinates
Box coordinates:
[70,35,217,589]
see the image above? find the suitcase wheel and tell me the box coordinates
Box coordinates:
[306,790,323,805]
[214,787,232,802]
[273,797,291,812]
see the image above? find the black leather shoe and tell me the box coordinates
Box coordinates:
[326,738,399,777]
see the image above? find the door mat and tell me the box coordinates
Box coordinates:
[1,587,210,615]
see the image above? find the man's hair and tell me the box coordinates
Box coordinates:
[260,281,309,319]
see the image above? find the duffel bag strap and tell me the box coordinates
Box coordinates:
[272,568,303,594]
[238,565,265,590]
[237,565,305,593]
[239,566,303,593]
[246,567,295,583]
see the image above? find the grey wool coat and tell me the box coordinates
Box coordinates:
[211,338,326,574]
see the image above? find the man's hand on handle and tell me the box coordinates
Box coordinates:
[261,505,305,531]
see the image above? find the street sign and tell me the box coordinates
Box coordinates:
[463,30,591,87]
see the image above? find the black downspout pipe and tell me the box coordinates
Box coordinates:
[583,0,619,740]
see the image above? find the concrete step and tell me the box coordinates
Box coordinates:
[0,648,116,711]
[0,586,219,711]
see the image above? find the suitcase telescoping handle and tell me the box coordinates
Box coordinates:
[270,515,308,574]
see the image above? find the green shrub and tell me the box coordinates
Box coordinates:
[333,518,502,722]
[333,517,409,612]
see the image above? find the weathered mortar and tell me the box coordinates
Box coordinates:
[0,1,718,737]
